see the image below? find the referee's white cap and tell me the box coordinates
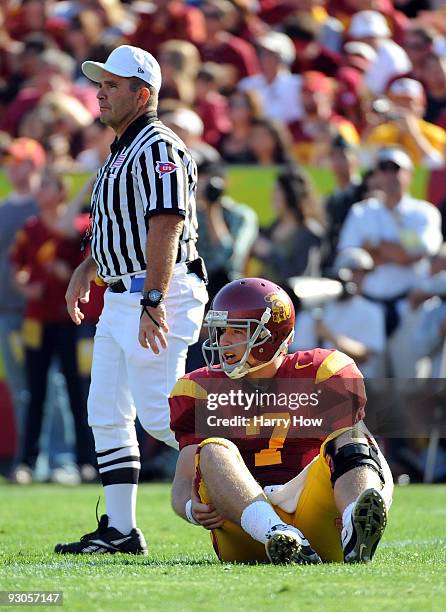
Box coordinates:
[82,45,162,92]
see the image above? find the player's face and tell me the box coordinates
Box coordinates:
[96,71,146,135]
[218,326,263,371]
[219,326,248,366]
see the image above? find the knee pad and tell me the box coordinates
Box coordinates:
[324,440,385,486]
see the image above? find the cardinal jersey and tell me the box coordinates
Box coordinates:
[10,216,83,322]
[170,348,366,486]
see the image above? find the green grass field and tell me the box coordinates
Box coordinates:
[0,483,445,611]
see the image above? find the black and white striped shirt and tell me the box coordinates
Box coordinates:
[90,112,199,281]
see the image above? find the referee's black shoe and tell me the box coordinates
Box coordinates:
[54,514,148,555]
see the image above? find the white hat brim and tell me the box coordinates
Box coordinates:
[82,60,135,83]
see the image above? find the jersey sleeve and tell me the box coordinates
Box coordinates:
[136,141,190,218]
[169,376,207,449]
[312,349,367,431]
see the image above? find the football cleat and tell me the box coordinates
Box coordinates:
[265,524,322,565]
[342,488,387,563]
[54,514,148,555]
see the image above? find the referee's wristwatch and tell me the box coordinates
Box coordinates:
[141,289,164,308]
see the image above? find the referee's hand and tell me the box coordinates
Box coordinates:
[139,303,169,353]
[65,261,92,325]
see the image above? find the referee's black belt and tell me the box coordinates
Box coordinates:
[107,257,208,293]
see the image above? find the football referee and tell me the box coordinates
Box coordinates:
[55,45,208,555]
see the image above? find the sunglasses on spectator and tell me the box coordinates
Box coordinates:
[377,161,401,172]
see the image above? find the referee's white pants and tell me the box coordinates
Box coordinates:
[87,266,208,452]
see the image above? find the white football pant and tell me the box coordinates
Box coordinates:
[88,264,207,451]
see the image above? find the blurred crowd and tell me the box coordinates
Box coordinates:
[1,0,446,170]
[1,0,446,485]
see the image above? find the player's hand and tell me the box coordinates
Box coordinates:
[65,260,93,325]
[190,487,225,530]
[138,303,169,353]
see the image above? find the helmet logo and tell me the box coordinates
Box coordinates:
[264,292,291,323]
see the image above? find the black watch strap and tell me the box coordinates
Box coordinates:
[140,305,160,327]
[140,289,163,308]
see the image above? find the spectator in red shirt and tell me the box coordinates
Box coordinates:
[10,170,95,483]
[283,13,342,77]
[130,0,205,57]
[402,26,435,84]
[0,33,42,106]
[423,53,446,130]
[258,0,303,25]
[289,71,360,165]
[198,0,259,87]
[5,0,68,47]
[0,35,51,135]
[336,43,377,132]
[194,63,231,148]
[0,45,97,137]
[335,66,368,134]
[223,0,267,42]
[259,0,328,27]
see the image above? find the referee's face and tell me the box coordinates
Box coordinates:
[96,71,148,136]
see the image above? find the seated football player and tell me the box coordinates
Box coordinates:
[170,278,393,564]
